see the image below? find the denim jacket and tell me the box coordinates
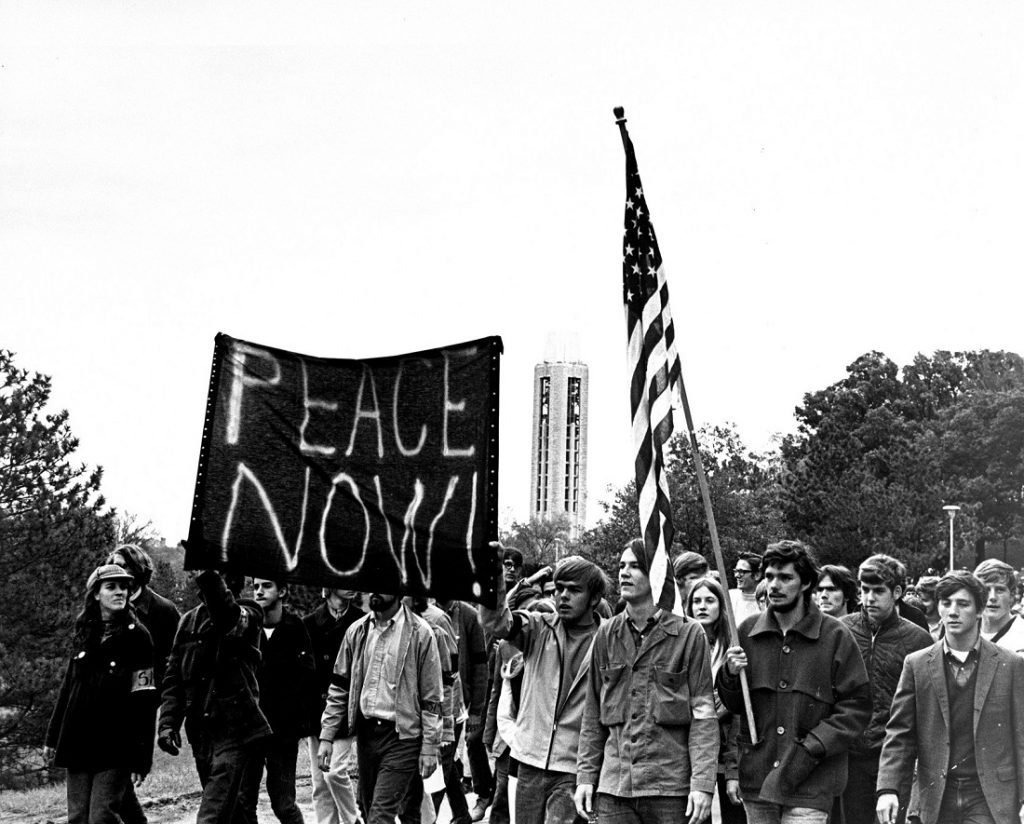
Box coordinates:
[577,610,719,797]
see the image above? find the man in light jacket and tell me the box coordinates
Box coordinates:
[318,592,443,824]
[480,548,608,824]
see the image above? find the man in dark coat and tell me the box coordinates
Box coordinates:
[158,570,272,824]
[839,555,931,824]
[235,578,317,824]
[718,540,870,824]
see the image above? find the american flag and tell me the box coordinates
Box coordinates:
[617,110,682,611]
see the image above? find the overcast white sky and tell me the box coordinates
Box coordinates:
[3,2,1023,541]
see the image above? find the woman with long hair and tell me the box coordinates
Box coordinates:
[686,577,746,824]
[44,564,157,824]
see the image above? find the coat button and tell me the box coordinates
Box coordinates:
[773,760,780,768]
[782,645,791,654]
[777,726,785,734]
[779,680,788,689]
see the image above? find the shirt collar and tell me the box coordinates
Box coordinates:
[942,632,981,661]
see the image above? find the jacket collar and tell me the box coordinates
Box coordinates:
[859,604,902,633]
[749,600,823,639]
[132,585,154,615]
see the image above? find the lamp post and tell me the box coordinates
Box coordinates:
[943,505,961,572]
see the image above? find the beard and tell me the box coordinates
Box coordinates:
[769,592,802,613]
[369,593,398,613]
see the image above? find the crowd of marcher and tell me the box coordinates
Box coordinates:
[43,539,1024,824]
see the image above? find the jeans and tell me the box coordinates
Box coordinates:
[192,731,261,824]
[515,762,583,824]
[742,799,828,824]
[464,728,494,797]
[237,737,305,824]
[307,735,363,824]
[489,751,511,824]
[67,767,130,824]
[431,722,470,824]
[357,716,422,824]
[595,792,687,824]
[936,777,995,824]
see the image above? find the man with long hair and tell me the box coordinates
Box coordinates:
[576,538,718,824]
[719,540,870,824]
[44,564,157,824]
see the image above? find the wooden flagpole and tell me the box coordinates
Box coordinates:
[676,371,759,743]
[612,106,757,742]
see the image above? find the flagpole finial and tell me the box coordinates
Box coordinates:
[613,106,626,123]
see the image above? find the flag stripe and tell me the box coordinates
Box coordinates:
[620,123,683,611]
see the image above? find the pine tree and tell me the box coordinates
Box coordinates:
[0,351,115,787]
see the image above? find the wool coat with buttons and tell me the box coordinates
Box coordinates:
[716,602,871,813]
[45,610,157,775]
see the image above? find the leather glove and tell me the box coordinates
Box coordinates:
[157,729,181,756]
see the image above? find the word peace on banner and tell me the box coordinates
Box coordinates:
[186,333,503,607]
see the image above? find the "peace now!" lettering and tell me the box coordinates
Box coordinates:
[186,334,502,606]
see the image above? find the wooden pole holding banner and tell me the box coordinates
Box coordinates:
[612,106,758,744]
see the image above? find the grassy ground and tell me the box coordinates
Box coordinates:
[0,739,315,824]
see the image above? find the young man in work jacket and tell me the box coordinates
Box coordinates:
[318,592,443,824]
[479,548,609,824]
[576,539,719,824]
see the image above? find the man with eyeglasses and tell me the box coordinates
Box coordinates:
[729,553,762,624]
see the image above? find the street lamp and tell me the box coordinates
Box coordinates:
[943,505,961,572]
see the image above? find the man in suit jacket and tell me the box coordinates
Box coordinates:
[877,570,1024,824]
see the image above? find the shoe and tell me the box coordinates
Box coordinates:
[470,798,488,822]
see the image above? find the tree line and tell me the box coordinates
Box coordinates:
[507,349,1024,585]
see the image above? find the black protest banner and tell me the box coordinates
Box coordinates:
[186,333,502,606]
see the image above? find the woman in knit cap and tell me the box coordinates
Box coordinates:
[43,563,157,824]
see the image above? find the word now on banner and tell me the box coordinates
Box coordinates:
[185,333,503,607]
